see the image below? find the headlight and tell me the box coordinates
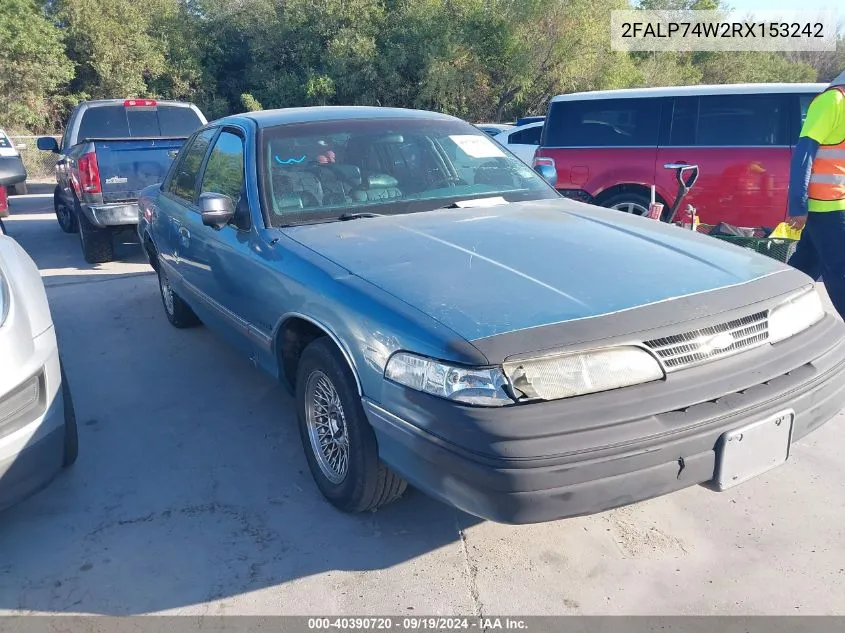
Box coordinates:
[768,288,825,344]
[0,269,9,327]
[503,346,664,401]
[385,352,513,406]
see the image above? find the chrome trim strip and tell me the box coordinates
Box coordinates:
[644,310,770,372]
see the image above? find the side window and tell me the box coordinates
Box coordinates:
[544,98,660,147]
[169,128,215,203]
[200,131,246,203]
[509,126,542,145]
[696,94,788,147]
[668,97,698,146]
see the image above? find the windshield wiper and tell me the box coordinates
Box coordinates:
[337,212,383,221]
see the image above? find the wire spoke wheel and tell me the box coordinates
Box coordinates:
[159,270,175,315]
[305,370,350,484]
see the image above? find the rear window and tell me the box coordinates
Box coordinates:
[509,126,542,145]
[76,105,204,141]
[544,98,661,148]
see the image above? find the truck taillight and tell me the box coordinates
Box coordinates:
[0,186,7,214]
[78,152,102,194]
[124,99,157,107]
[533,156,555,169]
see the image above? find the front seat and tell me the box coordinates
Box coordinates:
[351,174,403,203]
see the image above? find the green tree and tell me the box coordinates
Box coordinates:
[55,0,168,99]
[0,0,73,131]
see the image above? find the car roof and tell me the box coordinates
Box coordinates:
[495,121,543,137]
[231,106,461,128]
[551,82,828,102]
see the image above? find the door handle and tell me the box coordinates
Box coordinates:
[178,226,191,247]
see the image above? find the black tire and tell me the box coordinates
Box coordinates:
[600,192,653,217]
[9,182,27,196]
[157,263,200,328]
[296,338,407,513]
[60,360,78,467]
[55,187,78,233]
[76,202,114,263]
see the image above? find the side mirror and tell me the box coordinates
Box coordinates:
[37,137,59,153]
[199,192,235,228]
[15,144,27,151]
[534,163,557,188]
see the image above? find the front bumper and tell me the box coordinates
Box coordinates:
[365,313,845,524]
[0,330,64,513]
[81,202,139,228]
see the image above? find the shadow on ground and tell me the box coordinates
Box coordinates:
[0,206,482,615]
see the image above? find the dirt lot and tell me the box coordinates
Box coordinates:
[1,188,844,615]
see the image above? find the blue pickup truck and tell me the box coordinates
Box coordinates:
[38,99,207,263]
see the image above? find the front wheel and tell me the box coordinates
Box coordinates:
[60,360,78,467]
[296,338,407,513]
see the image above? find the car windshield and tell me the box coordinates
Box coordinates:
[258,117,558,227]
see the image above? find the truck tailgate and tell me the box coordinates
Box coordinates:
[93,138,185,203]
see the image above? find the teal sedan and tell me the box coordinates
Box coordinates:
[137,106,845,524]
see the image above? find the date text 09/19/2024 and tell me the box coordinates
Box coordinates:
[307,618,528,630]
[620,21,825,39]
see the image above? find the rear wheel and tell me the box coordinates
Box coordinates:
[157,263,200,328]
[601,192,652,217]
[76,202,114,263]
[55,188,78,233]
[296,338,407,513]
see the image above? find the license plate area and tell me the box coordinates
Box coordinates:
[714,409,794,491]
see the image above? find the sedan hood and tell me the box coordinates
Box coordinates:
[283,199,789,343]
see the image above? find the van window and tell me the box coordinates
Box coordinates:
[696,94,788,146]
[544,98,661,147]
[77,105,204,141]
[668,97,697,146]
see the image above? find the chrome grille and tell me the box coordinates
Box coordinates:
[643,310,769,371]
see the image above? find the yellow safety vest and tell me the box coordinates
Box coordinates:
[808,85,845,212]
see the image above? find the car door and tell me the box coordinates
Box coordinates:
[655,93,791,229]
[188,127,257,356]
[152,127,216,304]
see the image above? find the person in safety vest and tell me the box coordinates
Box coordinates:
[787,70,845,319]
